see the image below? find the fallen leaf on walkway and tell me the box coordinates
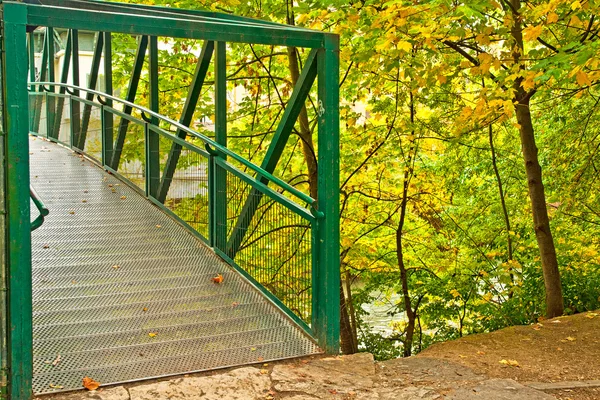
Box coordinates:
[251,347,257,351]
[49,383,63,389]
[112,264,120,269]
[499,359,519,367]
[148,332,157,338]
[232,302,240,307]
[108,184,113,187]
[155,224,162,228]
[68,211,75,215]
[120,195,127,200]
[82,377,100,391]
[143,307,148,312]
[43,244,50,249]
[212,274,224,284]
[111,188,116,193]
[52,354,61,367]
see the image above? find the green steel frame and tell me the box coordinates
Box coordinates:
[1,1,340,398]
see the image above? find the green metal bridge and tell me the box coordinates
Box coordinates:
[0,1,340,398]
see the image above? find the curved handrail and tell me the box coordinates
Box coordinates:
[29,82,316,208]
[30,185,49,231]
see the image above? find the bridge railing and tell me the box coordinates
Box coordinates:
[28,83,319,335]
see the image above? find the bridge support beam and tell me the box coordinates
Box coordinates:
[52,29,72,140]
[224,49,318,259]
[312,36,340,354]
[155,40,214,203]
[109,35,148,170]
[77,32,103,150]
[146,36,160,198]
[3,3,34,398]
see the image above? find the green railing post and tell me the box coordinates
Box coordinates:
[102,32,113,166]
[3,3,34,397]
[46,26,56,139]
[213,41,227,251]
[78,32,103,150]
[147,36,160,198]
[53,29,72,142]
[71,30,80,148]
[313,35,340,354]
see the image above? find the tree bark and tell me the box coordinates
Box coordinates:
[510,0,563,318]
[339,281,359,354]
[397,91,417,357]
[513,97,564,317]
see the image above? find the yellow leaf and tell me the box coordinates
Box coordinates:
[576,70,592,87]
[397,40,412,52]
[148,332,157,338]
[566,336,576,341]
[450,289,461,298]
[499,359,520,367]
[547,12,559,23]
[523,25,543,41]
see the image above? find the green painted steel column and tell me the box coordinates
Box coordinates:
[109,35,148,171]
[224,49,318,258]
[46,26,56,139]
[102,32,113,166]
[213,41,227,251]
[71,29,80,147]
[2,3,34,397]
[146,36,160,198]
[78,32,103,150]
[52,29,72,140]
[27,32,35,133]
[156,40,214,203]
[313,35,340,354]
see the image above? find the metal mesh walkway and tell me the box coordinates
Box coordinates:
[29,136,320,394]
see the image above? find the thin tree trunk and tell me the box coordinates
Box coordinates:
[488,124,515,291]
[285,4,318,198]
[397,91,416,357]
[339,280,358,354]
[510,0,563,318]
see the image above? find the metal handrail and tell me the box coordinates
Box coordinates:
[30,185,49,231]
[29,82,317,208]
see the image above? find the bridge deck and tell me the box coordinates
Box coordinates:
[29,136,319,394]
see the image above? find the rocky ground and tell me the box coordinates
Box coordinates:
[37,353,556,400]
[38,311,600,400]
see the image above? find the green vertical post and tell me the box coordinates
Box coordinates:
[146,36,159,198]
[27,32,35,84]
[213,41,227,250]
[78,32,103,150]
[155,40,214,203]
[3,3,34,397]
[52,29,72,140]
[102,32,113,166]
[109,35,148,170]
[71,29,80,147]
[46,26,55,138]
[313,35,340,354]
[27,32,35,133]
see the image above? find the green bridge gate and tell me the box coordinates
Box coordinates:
[0,1,340,398]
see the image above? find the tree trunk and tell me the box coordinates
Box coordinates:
[513,97,564,317]
[510,0,563,318]
[339,281,358,354]
[397,91,417,357]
